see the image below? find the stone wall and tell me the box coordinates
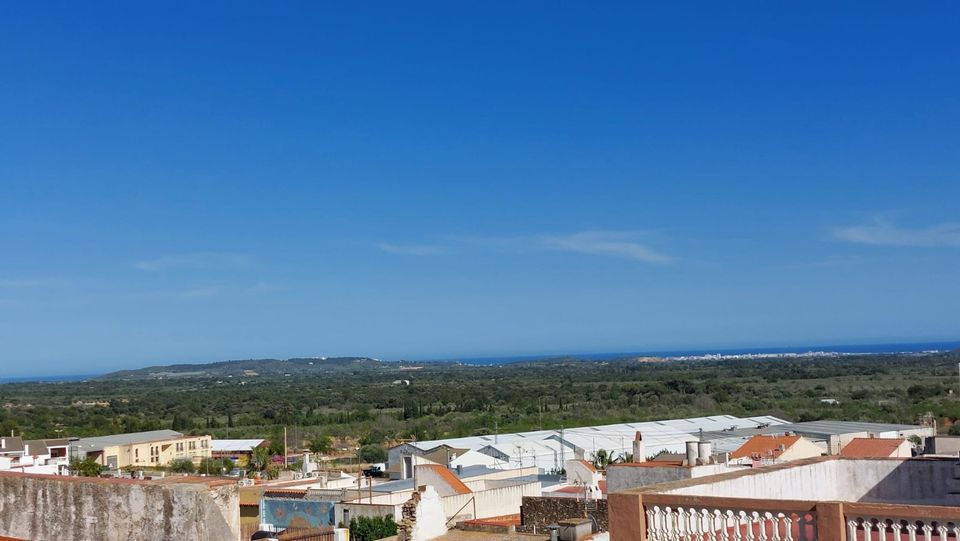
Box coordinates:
[517,497,608,534]
[0,472,239,541]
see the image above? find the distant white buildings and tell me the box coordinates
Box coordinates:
[210,439,268,467]
[387,415,789,476]
[72,429,212,469]
[0,436,70,475]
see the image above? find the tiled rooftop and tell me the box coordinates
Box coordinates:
[729,434,800,459]
[839,437,906,458]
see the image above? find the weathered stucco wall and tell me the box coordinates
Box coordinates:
[0,473,239,541]
[658,458,956,505]
[607,465,692,494]
[607,463,738,494]
[335,502,401,527]
[442,481,541,521]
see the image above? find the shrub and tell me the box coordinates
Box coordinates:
[349,515,397,541]
[169,458,196,474]
[70,457,103,477]
[358,444,387,464]
[199,457,235,475]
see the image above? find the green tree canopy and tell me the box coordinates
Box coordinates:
[358,444,387,464]
[169,458,196,474]
[349,515,397,541]
[70,456,103,477]
[309,435,332,454]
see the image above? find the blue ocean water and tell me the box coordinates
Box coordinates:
[0,374,95,384]
[3,341,957,381]
[440,341,960,366]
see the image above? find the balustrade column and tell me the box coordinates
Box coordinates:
[609,492,647,541]
[816,502,847,541]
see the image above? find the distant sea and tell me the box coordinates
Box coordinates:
[441,341,960,366]
[0,374,95,384]
[3,341,957,382]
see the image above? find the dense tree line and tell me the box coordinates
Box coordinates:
[1,351,958,451]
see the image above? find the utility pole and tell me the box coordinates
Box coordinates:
[538,398,543,431]
[494,419,499,445]
[559,425,565,475]
[283,427,288,468]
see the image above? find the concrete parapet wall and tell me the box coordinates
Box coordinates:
[335,502,401,527]
[0,473,239,541]
[442,481,541,521]
[656,457,956,505]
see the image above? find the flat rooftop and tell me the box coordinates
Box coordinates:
[73,429,189,452]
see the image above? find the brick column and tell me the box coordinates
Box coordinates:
[816,501,846,541]
[609,492,645,541]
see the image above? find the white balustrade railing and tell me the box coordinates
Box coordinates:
[645,504,816,541]
[845,516,960,541]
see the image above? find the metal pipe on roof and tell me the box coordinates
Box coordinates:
[685,441,699,466]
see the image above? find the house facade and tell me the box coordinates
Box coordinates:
[73,430,212,469]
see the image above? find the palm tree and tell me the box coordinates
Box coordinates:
[250,446,271,472]
[592,449,612,470]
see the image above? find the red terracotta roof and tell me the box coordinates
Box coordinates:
[839,438,907,458]
[607,460,685,468]
[730,435,801,460]
[421,464,471,495]
[461,514,520,527]
[552,485,590,494]
[576,459,597,472]
[552,480,607,495]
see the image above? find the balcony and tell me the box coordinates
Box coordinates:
[609,456,960,541]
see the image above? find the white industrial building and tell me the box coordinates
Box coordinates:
[387,414,788,477]
[387,415,936,478]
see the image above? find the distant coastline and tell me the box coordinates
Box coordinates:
[0,374,97,384]
[441,340,960,366]
[2,340,957,383]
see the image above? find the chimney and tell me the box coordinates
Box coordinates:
[697,442,712,465]
[456,464,462,475]
[685,441,699,466]
[0,438,5,450]
[23,444,29,456]
[632,432,646,463]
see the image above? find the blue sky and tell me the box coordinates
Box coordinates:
[1,3,958,375]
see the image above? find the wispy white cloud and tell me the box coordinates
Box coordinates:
[535,231,674,263]
[386,230,673,263]
[178,286,223,299]
[242,283,288,296]
[0,279,49,288]
[378,243,446,256]
[135,252,253,271]
[137,282,286,301]
[0,278,67,288]
[832,219,960,247]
